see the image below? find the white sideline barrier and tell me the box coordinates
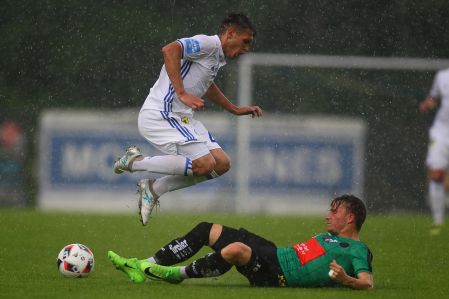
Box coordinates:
[38,110,366,214]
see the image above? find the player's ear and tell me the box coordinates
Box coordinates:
[347,212,355,225]
[225,26,237,39]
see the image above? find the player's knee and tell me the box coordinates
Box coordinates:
[192,156,216,176]
[216,157,231,175]
[429,169,446,182]
[222,156,231,172]
[212,151,231,175]
[221,242,251,266]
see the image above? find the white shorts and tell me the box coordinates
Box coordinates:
[138,109,221,160]
[426,137,449,170]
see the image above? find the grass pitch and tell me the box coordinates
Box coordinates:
[0,209,446,299]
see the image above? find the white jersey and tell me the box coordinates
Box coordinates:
[141,34,226,114]
[429,68,449,141]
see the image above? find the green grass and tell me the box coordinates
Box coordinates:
[0,209,446,299]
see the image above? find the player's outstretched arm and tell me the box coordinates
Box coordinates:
[329,260,374,290]
[205,83,263,117]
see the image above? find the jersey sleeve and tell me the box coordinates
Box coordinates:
[429,72,441,98]
[177,35,217,61]
[351,245,373,275]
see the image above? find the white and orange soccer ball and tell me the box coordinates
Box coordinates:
[57,243,95,278]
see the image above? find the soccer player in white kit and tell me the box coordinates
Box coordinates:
[419,68,449,235]
[113,14,262,226]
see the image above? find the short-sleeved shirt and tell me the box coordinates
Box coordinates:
[276,233,373,287]
[141,34,226,114]
[429,68,449,141]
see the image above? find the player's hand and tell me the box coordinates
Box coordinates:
[179,93,205,111]
[235,106,263,118]
[328,259,348,283]
[419,96,436,113]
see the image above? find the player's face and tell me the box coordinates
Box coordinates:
[326,202,353,235]
[222,28,254,59]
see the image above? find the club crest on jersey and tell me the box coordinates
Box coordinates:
[181,116,190,124]
[185,39,201,54]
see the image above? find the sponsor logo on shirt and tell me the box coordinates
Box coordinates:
[185,39,201,54]
[292,238,326,265]
[169,240,188,254]
[278,274,287,287]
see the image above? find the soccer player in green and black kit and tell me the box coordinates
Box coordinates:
[108,194,374,290]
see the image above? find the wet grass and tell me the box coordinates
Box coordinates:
[0,209,446,299]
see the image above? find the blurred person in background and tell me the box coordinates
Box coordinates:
[113,13,262,226]
[419,68,449,236]
[0,121,24,158]
[108,194,374,290]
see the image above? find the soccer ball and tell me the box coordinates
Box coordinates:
[57,243,95,278]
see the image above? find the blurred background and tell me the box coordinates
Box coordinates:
[2,0,449,214]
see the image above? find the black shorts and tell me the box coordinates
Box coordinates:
[212,226,286,287]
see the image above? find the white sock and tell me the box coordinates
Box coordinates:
[179,266,189,279]
[429,181,446,225]
[145,258,189,279]
[132,156,192,176]
[147,257,157,263]
[153,175,207,197]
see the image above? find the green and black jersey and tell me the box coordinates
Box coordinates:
[276,233,373,287]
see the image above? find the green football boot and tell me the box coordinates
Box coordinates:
[108,250,146,283]
[139,260,184,284]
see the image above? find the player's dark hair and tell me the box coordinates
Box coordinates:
[218,13,256,36]
[331,194,367,231]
